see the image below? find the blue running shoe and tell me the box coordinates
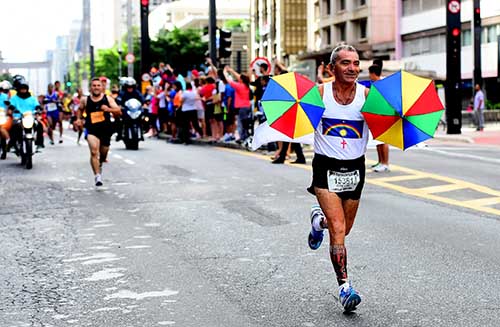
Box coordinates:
[308,205,325,250]
[338,281,362,312]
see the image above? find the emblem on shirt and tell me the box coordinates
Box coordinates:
[322,118,364,139]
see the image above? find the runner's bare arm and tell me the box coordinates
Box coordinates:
[318,84,324,98]
[103,96,122,117]
[78,97,86,120]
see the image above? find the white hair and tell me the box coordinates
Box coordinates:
[329,44,358,65]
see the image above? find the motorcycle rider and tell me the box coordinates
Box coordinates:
[0,81,12,159]
[7,76,44,157]
[115,77,144,141]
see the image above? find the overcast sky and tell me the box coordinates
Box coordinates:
[1,0,81,63]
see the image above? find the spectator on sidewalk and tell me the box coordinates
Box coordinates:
[223,66,252,143]
[474,84,485,131]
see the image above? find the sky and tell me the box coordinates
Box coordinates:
[1,0,82,63]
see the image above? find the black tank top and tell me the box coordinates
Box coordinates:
[85,95,111,127]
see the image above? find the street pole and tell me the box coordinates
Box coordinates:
[445,0,462,134]
[82,0,91,93]
[472,0,482,88]
[118,48,123,80]
[209,0,217,66]
[140,0,150,76]
[127,0,134,78]
[90,45,95,79]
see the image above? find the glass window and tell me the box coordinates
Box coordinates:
[359,19,367,39]
[359,0,366,6]
[323,26,331,46]
[462,29,472,46]
[336,23,346,42]
[487,25,497,43]
[338,0,346,11]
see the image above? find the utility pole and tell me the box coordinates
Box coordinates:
[90,45,95,79]
[82,0,91,93]
[127,0,134,77]
[140,0,150,76]
[209,0,217,66]
[445,0,462,134]
[472,0,482,88]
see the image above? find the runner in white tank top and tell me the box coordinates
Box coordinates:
[305,45,369,313]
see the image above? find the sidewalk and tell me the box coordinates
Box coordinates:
[433,122,500,146]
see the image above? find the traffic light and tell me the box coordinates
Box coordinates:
[445,0,462,134]
[66,81,72,88]
[218,29,232,59]
[473,0,481,86]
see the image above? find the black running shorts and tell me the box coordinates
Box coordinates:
[307,154,366,200]
[87,126,112,147]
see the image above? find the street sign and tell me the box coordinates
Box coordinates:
[125,53,135,64]
[142,73,151,82]
[448,0,460,13]
[250,57,272,76]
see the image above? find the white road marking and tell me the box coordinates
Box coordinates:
[104,288,178,301]
[113,154,124,159]
[421,147,500,164]
[124,159,135,165]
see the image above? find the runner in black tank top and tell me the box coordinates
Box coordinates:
[78,78,121,187]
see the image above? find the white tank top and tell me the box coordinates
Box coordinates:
[314,81,368,160]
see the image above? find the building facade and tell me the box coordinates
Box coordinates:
[312,0,396,61]
[399,0,500,102]
[250,0,308,64]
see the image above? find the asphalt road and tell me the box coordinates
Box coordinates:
[1,134,499,327]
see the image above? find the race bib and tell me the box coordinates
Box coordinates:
[90,111,105,124]
[47,103,58,111]
[328,170,360,193]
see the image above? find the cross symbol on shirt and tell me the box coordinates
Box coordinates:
[341,139,347,149]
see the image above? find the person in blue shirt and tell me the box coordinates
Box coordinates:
[0,81,11,159]
[44,83,63,145]
[6,76,44,158]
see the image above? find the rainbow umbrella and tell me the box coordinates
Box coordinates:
[261,72,325,139]
[361,71,444,150]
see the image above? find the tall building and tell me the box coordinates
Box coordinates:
[399,0,500,101]
[250,0,308,64]
[312,0,396,61]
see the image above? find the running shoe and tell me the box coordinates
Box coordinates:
[372,164,390,173]
[308,205,325,250]
[95,174,103,187]
[338,281,362,312]
[370,162,380,168]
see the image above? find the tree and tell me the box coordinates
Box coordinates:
[150,28,207,74]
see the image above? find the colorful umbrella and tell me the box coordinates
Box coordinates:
[361,71,444,150]
[261,72,325,139]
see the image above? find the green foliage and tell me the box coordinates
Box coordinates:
[0,73,13,82]
[150,28,207,74]
[223,19,249,32]
[486,100,500,109]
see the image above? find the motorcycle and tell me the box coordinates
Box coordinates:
[121,98,144,150]
[10,108,36,169]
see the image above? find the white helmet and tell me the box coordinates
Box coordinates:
[0,80,12,90]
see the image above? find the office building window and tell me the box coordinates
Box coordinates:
[323,26,332,46]
[482,24,499,43]
[359,0,366,6]
[322,0,331,16]
[403,0,445,16]
[359,18,367,39]
[337,0,346,11]
[462,29,472,46]
[403,34,446,57]
[335,23,346,42]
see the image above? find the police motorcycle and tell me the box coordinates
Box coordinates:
[117,77,145,150]
[7,76,41,169]
[122,98,144,150]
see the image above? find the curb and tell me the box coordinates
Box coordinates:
[157,133,247,150]
[432,134,474,144]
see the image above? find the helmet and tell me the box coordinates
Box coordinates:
[0,80,12,90]
[123,77,136,87]
[12,75,28,89]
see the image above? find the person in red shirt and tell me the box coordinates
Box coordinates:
[223,66,252,142]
